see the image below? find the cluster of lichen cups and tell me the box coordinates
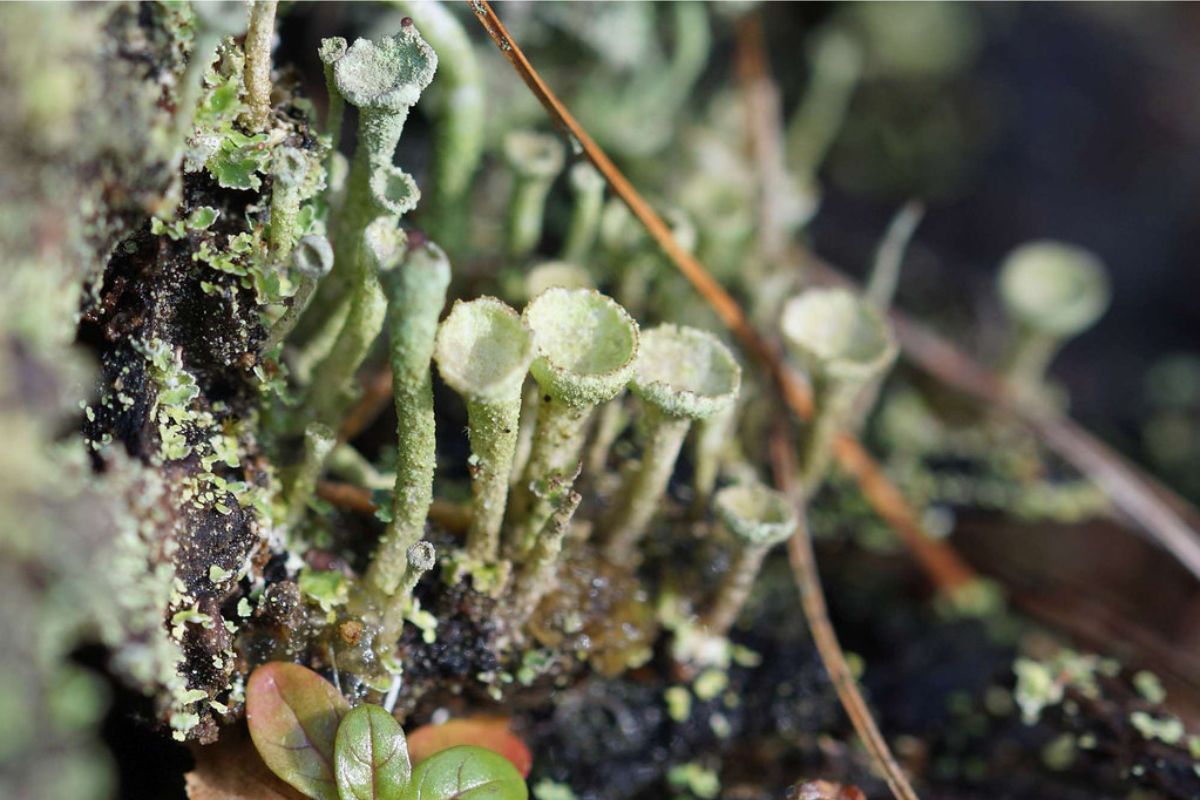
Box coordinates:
[274,23,893,693]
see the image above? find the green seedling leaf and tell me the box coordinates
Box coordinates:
[408,717,532,778]
[334,704,412,800]
[187,206,220,231]
[401,745,528,800]
[246,662,350,800]
[207,131,271,190]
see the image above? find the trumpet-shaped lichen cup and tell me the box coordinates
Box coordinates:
[702,482,798,636]
[602,324,741,562]
[997,240,1110,388]
[509,288,639,557]
[434,297,534,562]
[780,287,896,491]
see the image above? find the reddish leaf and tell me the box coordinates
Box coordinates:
[246,662,350,800]
[407,716,532,778]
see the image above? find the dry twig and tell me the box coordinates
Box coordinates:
[770,422,920,800]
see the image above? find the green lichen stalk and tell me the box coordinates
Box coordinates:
[268,147,306,264]
[366,240,451,595]
[242,0,278,132]
[378,541,437,655]
[286,422,336,531]
[263,234,334,352]
[510,489,582,625]
[509,288,639,558]
[603,325,741,563]
[701,483,797,637]
[304,219,393,428]
[691,401,735,509]
[504,130,566,260]
[318,37,348,164]
[780,288,897,493]
[399,0,485,246]
[433,298,534,562]
[562,162,605,263]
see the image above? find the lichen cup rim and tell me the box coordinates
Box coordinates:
[370,164,421,216]
[714,483,798,547]
[998,240,1110,337]
[318,36,348,66]
[333,26,438,111]
[504,130,566,179]
[780,287,897,385]
[523,287,640,407]
[293,235,334,278]
[632,324,741,420]
[434,297,534,403]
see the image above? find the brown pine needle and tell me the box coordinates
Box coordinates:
[770,422,920,800]
[469,4,925,798]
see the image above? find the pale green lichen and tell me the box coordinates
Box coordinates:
[780,287,897,491]
[510,288,639,556]
[503,130,566,260]
[398,0,485,246]
[263,234,334,352]
[241,0,277,132]
[305,218,394,428]
[700,483,797,637]
[366,240,450,595]
[286,422,336,531]
[378,541,438,656]
[434,297,534,562]
[997,241,1110,390]
[562,162,605,263]
[318,37,348,154]
[603,324,740,562]
[510,490,582,624]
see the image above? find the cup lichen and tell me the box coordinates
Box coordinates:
[509,288,639,557]
[997,240,1110,390]
[365,238,451,596]
[433,297,534,563]
[503,130,566,260]
[602,324,741,562]
[780,287,897,491]
[701,483,797,637]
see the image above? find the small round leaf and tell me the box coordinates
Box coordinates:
[401,745,528,800]
[245,662,349,800]
[334,704,412,800]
